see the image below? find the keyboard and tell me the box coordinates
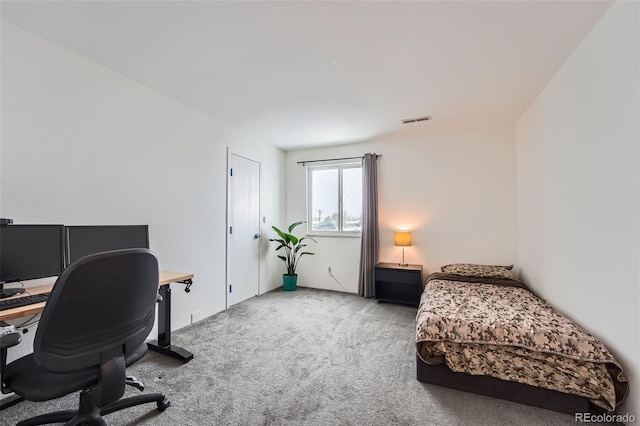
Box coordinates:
[0,293,50,311]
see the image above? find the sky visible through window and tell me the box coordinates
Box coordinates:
[310,165,362,232]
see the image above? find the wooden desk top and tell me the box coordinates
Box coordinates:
[0,270,194,321]
[159,270,193,286]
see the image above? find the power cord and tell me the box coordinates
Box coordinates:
[328,268,346,291]
[16,314,40,332]
[14,282,41,332]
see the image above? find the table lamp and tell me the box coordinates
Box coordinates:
[394,231,412,266]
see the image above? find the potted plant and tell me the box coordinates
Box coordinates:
[270,221,317,291]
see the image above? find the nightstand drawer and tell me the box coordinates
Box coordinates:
[375,268,421,284]
[377,283,419,303]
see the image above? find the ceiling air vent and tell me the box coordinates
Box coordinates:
[401,115,432,124]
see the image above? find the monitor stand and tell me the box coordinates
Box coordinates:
[0,282,26,300]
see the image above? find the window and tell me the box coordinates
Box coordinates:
[307,162,362,235]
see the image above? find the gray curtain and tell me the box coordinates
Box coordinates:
[358,153,379,298]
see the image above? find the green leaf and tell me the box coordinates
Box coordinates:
[288,220,306,233]
[271,226,286,239]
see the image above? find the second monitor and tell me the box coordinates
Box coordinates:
[66,225,150,265]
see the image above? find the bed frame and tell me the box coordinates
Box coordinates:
[416,354,593,415]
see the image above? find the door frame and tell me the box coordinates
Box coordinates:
[226,147,262,309]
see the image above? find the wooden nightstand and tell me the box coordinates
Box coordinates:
[374,262,423,307]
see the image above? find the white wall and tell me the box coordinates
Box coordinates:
[284,123,518,293]
[517,1,639,416]
[0,23,285,362]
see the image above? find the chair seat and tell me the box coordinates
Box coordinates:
[5,343,148,402]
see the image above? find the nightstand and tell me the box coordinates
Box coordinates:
[374,262,423,307]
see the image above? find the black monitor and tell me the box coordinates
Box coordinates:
[66,225,149,265]
[0,224,66,299]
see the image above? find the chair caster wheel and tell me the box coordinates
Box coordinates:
[157,399,171,411]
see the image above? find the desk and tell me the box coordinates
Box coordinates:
[0,270,194,362]
[147,271,194,363]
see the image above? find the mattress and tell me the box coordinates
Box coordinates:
[415,274,628,412]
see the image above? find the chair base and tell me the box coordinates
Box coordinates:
[16,391,170,426]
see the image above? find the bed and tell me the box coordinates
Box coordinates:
[415,264,628,414]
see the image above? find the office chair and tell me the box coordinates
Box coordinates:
[0,248,170,425]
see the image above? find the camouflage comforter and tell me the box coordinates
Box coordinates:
[415,274,628,412]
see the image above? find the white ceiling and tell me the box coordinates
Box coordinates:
[1,1,613,150]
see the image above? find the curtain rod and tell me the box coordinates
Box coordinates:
[296,154,382,166]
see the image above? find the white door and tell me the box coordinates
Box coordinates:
[227,152,261,307]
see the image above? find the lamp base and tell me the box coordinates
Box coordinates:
[398,247,408,267]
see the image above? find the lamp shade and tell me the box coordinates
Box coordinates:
[394,231,412,247]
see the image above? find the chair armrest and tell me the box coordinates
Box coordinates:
[0,332,21,350]
[0,321,21,350]
[1,321,21,394]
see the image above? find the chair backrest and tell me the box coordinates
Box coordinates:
[34,248,159,373]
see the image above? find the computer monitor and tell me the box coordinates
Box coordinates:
[0,224,66,298]
[65,225,150,265]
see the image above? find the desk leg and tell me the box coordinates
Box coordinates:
[147,285,194,363]
[0,394,23,411]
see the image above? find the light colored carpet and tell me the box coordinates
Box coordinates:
[1,288,583,425]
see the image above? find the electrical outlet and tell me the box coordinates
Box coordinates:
[191,311,202,325]
[328,267,332,274]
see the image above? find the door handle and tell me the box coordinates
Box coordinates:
[254,233,260,239]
